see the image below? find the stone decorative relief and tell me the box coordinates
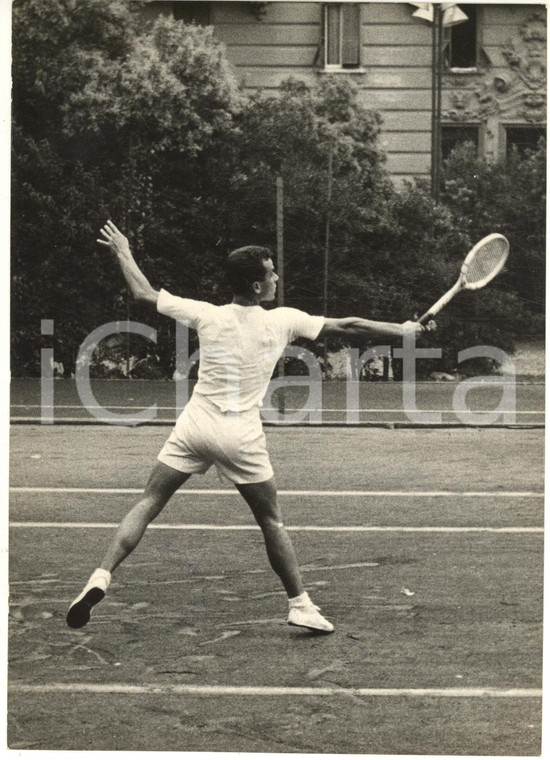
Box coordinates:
[502,14,546,89]
[442,13,547,124]
[444,92,476,122]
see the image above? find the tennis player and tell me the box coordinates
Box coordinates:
[67,220,432,633]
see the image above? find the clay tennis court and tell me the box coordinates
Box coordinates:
[8,380,544,753]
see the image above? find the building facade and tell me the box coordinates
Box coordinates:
[142,1,547,184]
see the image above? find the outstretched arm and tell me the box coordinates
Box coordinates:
[97,220,159,308]
[318,317,435,340]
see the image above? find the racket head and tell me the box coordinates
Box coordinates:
[460,233,509,291]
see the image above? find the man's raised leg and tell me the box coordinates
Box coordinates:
[237,478,333,633]
[66,462,191,628]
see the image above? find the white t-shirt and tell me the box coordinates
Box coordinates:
[157,289,324,413]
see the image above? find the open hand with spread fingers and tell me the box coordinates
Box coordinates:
[97,220,131,258]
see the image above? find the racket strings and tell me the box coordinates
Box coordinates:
[464,239,508,287]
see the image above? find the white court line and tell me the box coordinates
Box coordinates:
[9,487,544,497]
[10,404,545,414]
[8,522,543,533]
[8,683,542,699]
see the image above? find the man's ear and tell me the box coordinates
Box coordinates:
[252,281,262,294]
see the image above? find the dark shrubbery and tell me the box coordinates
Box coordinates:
[379,149,546,376]
[440,140,546,318]
[12,2,545,379]
[12,0,239,377]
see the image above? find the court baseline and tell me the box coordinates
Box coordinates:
[8,683,542,699]
[9,522,543,534]
[10,487,543,497]
[10,404,544,414]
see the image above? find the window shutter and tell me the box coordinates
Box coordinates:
[341,4,361,66]
[326,4,341,66]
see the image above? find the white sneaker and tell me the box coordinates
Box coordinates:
[66,569,110,629]
[288,603,334,633]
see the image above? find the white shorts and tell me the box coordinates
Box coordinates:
[157,393,274,485]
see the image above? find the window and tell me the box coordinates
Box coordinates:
[324,3,362,70]
[441,125,479,160]
[172,1,211,25]
[505,126,546,159]
[445,5,478,69]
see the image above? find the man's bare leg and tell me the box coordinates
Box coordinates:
[237,478,334,632]
[67,462,191,628]
[100,462,192,573]
[237,478,303,597]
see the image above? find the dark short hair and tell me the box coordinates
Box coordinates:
[226,246,272,296]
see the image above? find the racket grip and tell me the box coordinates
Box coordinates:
[415,281,461,325]
[417,310,434,325]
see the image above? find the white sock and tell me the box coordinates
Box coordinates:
[89,568,111,588]
[288,591,311,608]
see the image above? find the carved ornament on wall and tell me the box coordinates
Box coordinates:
[444,92,476,122]
[502,14,546,89]
[442,13,547,124]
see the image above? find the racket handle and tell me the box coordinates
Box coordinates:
[417,310,434,325]
[415,280,462,325]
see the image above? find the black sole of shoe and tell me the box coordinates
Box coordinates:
[66,587,105,628]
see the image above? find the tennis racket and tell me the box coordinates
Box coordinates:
[418,233,509,324]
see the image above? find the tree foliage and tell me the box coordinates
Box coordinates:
[12,1,545,379]
[12,0,240,376]
[440,141,546,316]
